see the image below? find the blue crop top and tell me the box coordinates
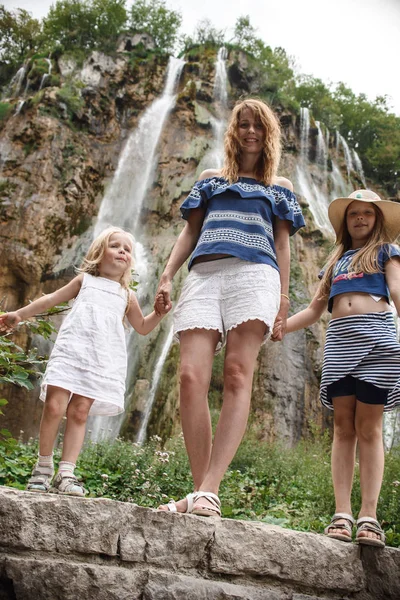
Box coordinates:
[180,176,305,271]
[320,244,400,313]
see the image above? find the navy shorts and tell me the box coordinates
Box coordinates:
[327,375,388,405]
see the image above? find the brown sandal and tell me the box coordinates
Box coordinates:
[324,512,354,542]
[356,517,386,548]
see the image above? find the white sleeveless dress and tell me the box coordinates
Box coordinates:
[40,273,128,416]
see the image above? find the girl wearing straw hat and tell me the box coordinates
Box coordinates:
[275,189,400,548]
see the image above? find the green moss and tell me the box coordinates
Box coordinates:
[0,102,12,121]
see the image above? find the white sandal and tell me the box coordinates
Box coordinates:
[192,491,221,518]
[324,512,354,542]
[356,517,386,548]
[159,492,195,513]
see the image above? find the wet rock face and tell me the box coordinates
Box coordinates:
[0,47,330,443]
[1,487,399,600]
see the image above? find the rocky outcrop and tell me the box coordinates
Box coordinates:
[0,487,399,600]
[0,46,336,443]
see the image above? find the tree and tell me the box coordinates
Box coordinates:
[0,6,41,64]
[232,15,258,56]
[192,18,224,47]
[42,0,127,51]
[129,0,181,52]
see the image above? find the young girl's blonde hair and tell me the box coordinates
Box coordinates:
[222,98,282,186]
[79,227,134,289]
[319,203,391,299]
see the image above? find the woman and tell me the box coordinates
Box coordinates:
[155,98,305,516]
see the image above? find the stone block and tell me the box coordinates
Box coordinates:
[143,571,287,599]
[210,519,365,592]
[3,556,146,600]
[360,545,400,600]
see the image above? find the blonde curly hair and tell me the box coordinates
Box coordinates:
[79,227,134,289]
[221,98,282,186]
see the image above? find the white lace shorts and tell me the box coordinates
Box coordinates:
[173,257,281,353]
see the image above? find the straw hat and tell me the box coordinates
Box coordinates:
[328,189,400,242]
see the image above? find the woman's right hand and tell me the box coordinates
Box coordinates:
[0,311,22,333]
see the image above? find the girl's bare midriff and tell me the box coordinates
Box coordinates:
[332,292,391,319]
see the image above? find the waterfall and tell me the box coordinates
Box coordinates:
[39,59,52,91]
[86,57,185,442]
[14,101,25,116]
[330,161,352,199]
[352,149,367,187]
[204,47,229,169]
[296,108,333,234]
[299,107,310,161]
[338,133,354,179]
[94,57,185,236]
[136,326,174,444]
[7,66,26,98]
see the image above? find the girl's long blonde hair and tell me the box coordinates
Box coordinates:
[222,98,282,186]
[79,227,134,289]
[319,203,390,299]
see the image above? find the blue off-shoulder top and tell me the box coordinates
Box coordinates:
[180,176,305,271]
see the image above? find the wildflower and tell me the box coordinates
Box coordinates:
[101,474,109,480]
[142,481,150,489]
[393,480,400,487]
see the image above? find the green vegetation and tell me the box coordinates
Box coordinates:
[0,101,12,121]
[1,430,399,547]
[129,0,181,53]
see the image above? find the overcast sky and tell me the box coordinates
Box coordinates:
[4,0,400,115]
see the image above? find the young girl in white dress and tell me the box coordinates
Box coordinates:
[0,227,168,496]
[274,190,400,548]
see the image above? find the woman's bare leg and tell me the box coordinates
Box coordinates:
[193,319,265,510]
[158,328,220,512]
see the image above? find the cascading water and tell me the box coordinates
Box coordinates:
[136,326,174,444]
[86,57,185,441]
[352,149,367,187]
[203,47,229,169]
[296,108,333,234]
[94,57,185,236]
[39,59,52,91]
[338,133,354,180]
[6,66,26,98]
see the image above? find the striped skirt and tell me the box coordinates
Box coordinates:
[320,312,400,412]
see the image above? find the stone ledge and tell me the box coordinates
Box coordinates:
[0,486,399,600]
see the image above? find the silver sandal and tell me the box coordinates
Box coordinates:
[26,465,54,493]
[356,517,386,548]
[324,512,354,542]
[49,472,86,497]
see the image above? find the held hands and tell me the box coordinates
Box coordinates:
[270,295,290,342]
[0,311,22,334]
[154,280,173,316]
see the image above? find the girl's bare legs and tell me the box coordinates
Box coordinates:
[355,401,385,541]
[38,385,70,456]
[61,395,94,464]
[193,319,265,511]
[329,396,357,537]
[158,328,220,512]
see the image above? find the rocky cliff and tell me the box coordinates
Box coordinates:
[1,486,399,600]
[0,44,357,443]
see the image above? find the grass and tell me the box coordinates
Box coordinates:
[1,428,399,547]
